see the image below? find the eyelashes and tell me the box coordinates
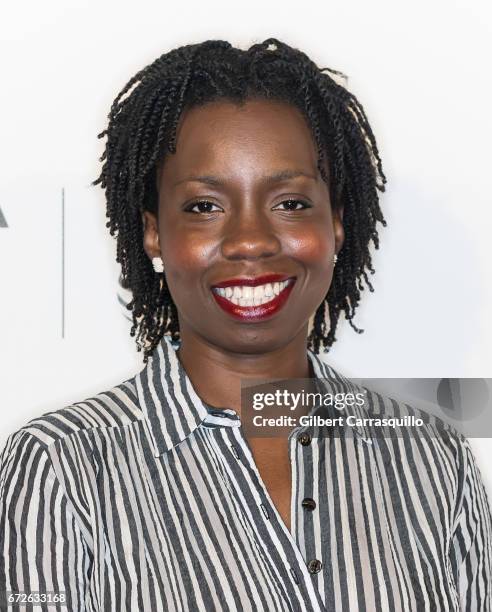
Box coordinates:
[184,200,222,214]
[184,199,312,214]
[273,199,312,212]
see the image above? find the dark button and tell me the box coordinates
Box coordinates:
[297,432,312,446]
[301,497,316,511]
[307,559,323,574]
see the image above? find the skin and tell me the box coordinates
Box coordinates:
[142,99,344,532]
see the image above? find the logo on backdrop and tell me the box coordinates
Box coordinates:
[0,205,7,227]
[118,273,133,323]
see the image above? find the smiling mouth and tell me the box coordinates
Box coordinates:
[210,276,296,321]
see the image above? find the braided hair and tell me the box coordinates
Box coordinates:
[94,38,387,363]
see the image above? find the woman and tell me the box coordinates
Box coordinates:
[1,39,491,611]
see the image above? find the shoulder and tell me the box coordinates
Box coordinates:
[315,350,469,460]
[2,376,143,454]
[0,377,145,529]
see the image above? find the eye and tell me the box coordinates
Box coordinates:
[184,200,223,214]
[272,199,312,211]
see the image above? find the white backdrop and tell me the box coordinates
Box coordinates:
[1,0,491,492]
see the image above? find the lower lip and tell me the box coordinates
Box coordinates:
[211,281,296,321]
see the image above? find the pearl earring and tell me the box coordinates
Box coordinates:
[152,256,164,273]
[333,254,338,265]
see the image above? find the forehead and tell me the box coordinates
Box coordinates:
[160,99,320,179]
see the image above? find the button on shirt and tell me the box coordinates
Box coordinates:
[1,336,491,611]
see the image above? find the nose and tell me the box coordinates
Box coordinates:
[220,210,281,261]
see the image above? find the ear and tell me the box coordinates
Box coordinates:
[142,211,161,259]
[332,205,345,256]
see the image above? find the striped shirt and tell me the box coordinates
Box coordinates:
[1,335,491,611]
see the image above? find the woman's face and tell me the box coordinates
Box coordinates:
[143,98,344,354]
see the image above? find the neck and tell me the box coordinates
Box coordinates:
[176,327,314,416]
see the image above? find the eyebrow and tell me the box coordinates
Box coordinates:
[172,169,318,188]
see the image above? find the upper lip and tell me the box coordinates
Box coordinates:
[211,273,295,289]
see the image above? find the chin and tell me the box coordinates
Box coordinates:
[213,326,304,355]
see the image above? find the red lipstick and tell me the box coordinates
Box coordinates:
[211,274,296,321]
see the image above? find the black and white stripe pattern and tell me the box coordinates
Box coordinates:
[1,335,491,611]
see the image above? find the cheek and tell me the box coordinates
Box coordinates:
[285,224,334,268]
[159,228,216,279]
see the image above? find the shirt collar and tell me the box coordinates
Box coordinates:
[136,335,369,457]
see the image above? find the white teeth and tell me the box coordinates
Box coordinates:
[239,297,255,307]
[213,279,292,307]
[253,285,263,299]
[243,286,253,299]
